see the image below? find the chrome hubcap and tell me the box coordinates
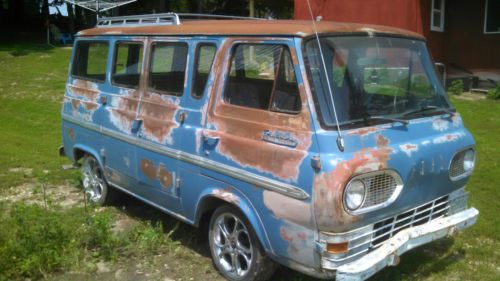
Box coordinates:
[81,157,105,203]
[212,214,253,278]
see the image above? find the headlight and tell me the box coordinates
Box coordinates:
[344,180,366,211]
[463,149,475,172]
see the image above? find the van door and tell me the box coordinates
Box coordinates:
[133,39,191,213]
[100,38,146,191]
[200,38,319,267]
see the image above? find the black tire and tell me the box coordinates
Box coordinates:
[209,204,277,281]
[80,154,115,205]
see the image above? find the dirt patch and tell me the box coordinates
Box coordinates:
[1,181,84,208]
[454,92,487,101]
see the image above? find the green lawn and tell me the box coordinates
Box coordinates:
[0,42,499,281]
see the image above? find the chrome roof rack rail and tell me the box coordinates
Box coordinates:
[96,12,265,27]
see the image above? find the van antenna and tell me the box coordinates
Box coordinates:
[305,0,345,152]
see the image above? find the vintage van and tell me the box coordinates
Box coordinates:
[60,13,479,281]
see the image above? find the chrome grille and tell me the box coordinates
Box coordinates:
[449,151,466,179]
[363,173,398,207]
[370,195,449,248]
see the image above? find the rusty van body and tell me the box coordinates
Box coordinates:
[60,14,479,281]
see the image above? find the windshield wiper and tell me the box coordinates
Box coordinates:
[402,105,455,118]
[365,116,409,126]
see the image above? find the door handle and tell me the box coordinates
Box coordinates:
[203,135,220,146]
[131,119,143,134]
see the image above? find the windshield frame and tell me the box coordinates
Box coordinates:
[302,33,454,130]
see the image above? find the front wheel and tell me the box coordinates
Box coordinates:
[209,205,276,281]
[81,154,114,205]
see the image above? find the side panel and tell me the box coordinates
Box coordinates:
[198,37,320,268]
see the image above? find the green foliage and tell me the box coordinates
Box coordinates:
[449,79,464,96]
[487,86,500,100]
[0,203,81,280]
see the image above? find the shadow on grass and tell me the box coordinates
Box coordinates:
[109,191,462,281]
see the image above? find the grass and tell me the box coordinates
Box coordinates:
[0,41,499,280]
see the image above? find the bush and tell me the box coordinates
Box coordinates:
[487,86,500,100]
[449,79,464,96]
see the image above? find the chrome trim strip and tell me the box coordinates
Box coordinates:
[62,114,310,200]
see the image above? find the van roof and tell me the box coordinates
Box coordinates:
[78,20,424,39]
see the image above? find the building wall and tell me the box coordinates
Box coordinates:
[295,0,500,70]
[294,0,423,33]
[439,0,500,70]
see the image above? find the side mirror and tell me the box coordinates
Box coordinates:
[435,62,447,88]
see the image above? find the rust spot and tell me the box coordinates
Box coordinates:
[110,89,141,133]
[280,228,294,242]
[83,102,98,111]
[348,127,380,137]
[67,128,75,141]
[71,99,81,110]
[137,92,180,144]
[158,163,173,189]
[69,79,100,100]
[212,187,240,205]
[313,134,393,231]
[140,159,157,181]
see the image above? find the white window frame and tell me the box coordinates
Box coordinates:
[484,0,500,34]
[431,0,445,32]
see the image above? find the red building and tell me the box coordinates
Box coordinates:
[295,0,500,90]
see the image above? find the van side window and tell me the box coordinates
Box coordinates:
[192,44,217,99]
[224,44,301,114]
[149,42,188,96]
[72,41,109,82]
[112,42,143,88]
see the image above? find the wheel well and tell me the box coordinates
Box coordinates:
[196,196,231,229]
[73,148,87,163]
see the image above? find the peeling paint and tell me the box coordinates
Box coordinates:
[263,191,312,226]
[212,187,240,205]
[433,132,466,144]
[432,118,449,131]
[139,159,174,189]
[314,134,393,231]
[399,144,418,157]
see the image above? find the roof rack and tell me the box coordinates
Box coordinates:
[96,13,264,27]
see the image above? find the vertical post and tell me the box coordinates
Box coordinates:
[249,0,255,17]
[96,0,100,21]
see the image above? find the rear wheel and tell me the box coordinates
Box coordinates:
[209,205,276,281]
[81,154,113,205]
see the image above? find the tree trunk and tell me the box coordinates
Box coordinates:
[67,3,75,34]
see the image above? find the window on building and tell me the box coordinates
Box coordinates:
[431,0,445,32]
[112,42,144,88]
[485,0,500,34]
[224,44,301,114]
[192,44,217,99]
[72,41,109,82]
[149,42,188,96]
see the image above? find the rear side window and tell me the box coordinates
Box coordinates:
[224,44,301,114]
[149,42,188,96]
[112,42,143,88]
[72,41,109,82]
[192,44,217,99]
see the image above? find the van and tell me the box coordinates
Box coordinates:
[60,13,479,281]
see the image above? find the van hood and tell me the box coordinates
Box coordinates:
[312,114,475,232]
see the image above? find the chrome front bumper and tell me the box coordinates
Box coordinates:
[335,207,479,281]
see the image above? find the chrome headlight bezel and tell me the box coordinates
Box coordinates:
[343,170,404,215]
[449,147,476,181]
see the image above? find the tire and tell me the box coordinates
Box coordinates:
[80,154,114,205]
[209,205,277,281]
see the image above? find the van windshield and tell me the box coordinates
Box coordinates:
[304,36,452,129]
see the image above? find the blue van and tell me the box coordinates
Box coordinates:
[60,13,479,281]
